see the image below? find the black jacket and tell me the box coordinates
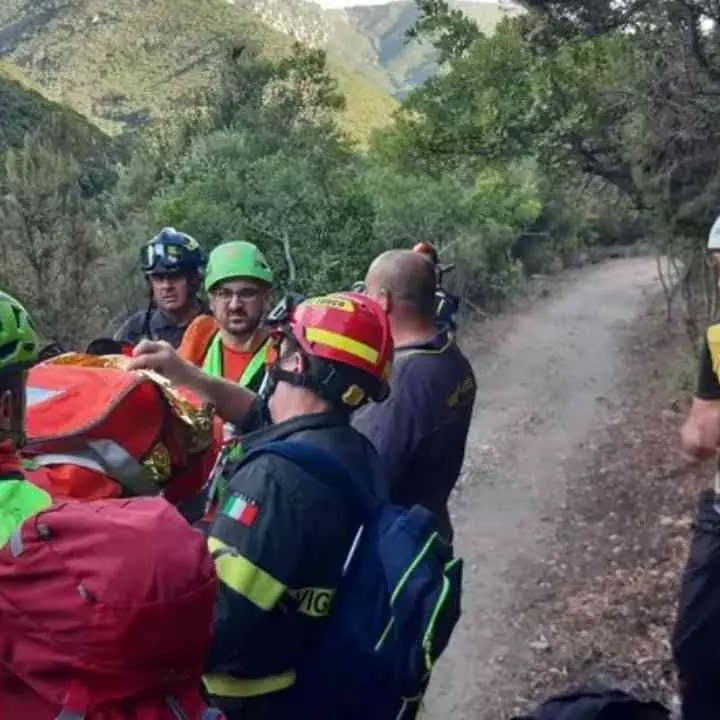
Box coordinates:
[113,304,210,348]
[673,488,720,719]
[352,332,476,541]
[203,411,385,717]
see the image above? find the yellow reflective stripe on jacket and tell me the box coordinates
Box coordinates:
[708,324,720,379]
[0,479,51,549]
[203,669,297,698]
[208,536,286,611]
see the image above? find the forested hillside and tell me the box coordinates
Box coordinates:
[0,0,397,141]
[0,62,108,166]
[0,0,712,349]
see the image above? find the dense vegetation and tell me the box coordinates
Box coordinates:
[3,0,715,347]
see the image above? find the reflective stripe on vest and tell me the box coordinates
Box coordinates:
[202,331,269,387]
[708,324,720,380]
[203,669,296,699]
[32,439,158,497]
[0,478,52,548]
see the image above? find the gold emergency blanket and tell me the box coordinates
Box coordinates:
[41,352,215,486]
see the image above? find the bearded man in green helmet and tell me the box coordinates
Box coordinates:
[179,241,274,392]
[0,291,51,546]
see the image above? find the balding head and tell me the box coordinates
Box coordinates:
[365,250,437,324]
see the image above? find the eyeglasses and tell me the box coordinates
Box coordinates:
[213,287,263,304]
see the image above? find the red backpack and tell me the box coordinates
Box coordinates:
[22,357,223,507]
[0,497,224,720]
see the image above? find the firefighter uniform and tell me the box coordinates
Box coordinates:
[203,412,385,719]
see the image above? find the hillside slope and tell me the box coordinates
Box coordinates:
[341,1,522,97]
[0,60,108,168]
[233,0,521,98]
[0,0,397,141]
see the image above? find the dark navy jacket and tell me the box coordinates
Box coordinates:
[352,332,476,541]
[204,412,384,717]
[113,302,211,348]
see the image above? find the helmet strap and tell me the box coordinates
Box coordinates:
[142,287,155,341]
[267,365,316,393]
[265,328,370,411]
[267,357,353,412]
[187,271,202,299]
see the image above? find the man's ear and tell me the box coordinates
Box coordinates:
[208,292,219,316]
[290,350,306,375]
[378,288,391,315]
[262,288,273,313]
[0,390,13,432]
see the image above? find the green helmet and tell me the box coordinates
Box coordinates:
[204,241,274,292]
[0,291,39,374]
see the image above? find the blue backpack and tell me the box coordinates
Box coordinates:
[242,439,464,720]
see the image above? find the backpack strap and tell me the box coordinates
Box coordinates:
[31,439,159,497]
[241,440,378,521]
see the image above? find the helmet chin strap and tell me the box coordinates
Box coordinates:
[267,365,316,393]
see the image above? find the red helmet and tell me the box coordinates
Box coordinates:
[266,292,393,408]
[412,241,439,265]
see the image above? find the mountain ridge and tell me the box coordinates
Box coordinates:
[233,0,521,98]
[0,0,398,141]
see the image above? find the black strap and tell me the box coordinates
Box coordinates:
[142,294,155,341]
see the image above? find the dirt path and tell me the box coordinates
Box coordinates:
[423,257,660,719]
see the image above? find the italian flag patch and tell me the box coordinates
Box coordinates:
[223,493,259,528]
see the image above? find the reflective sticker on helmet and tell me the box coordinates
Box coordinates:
[341,384,366,407]
[26,387,64,407]
[304,327,379,364]
[303,297,355,312]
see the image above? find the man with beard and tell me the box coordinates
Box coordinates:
[178,241,274,392]
[114,228,208,348]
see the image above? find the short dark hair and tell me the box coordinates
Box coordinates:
[401,258,437,320]
[369,250,437,322]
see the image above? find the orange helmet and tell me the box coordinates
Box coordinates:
[412,241,439,265]
[265,292,393,408]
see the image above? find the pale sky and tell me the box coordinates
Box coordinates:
[314,0,492,6]
[313,0,402,5]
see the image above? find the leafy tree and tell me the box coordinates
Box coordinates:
[151,124,376,295]
[0,131,106,347]
[407,0,483,63]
